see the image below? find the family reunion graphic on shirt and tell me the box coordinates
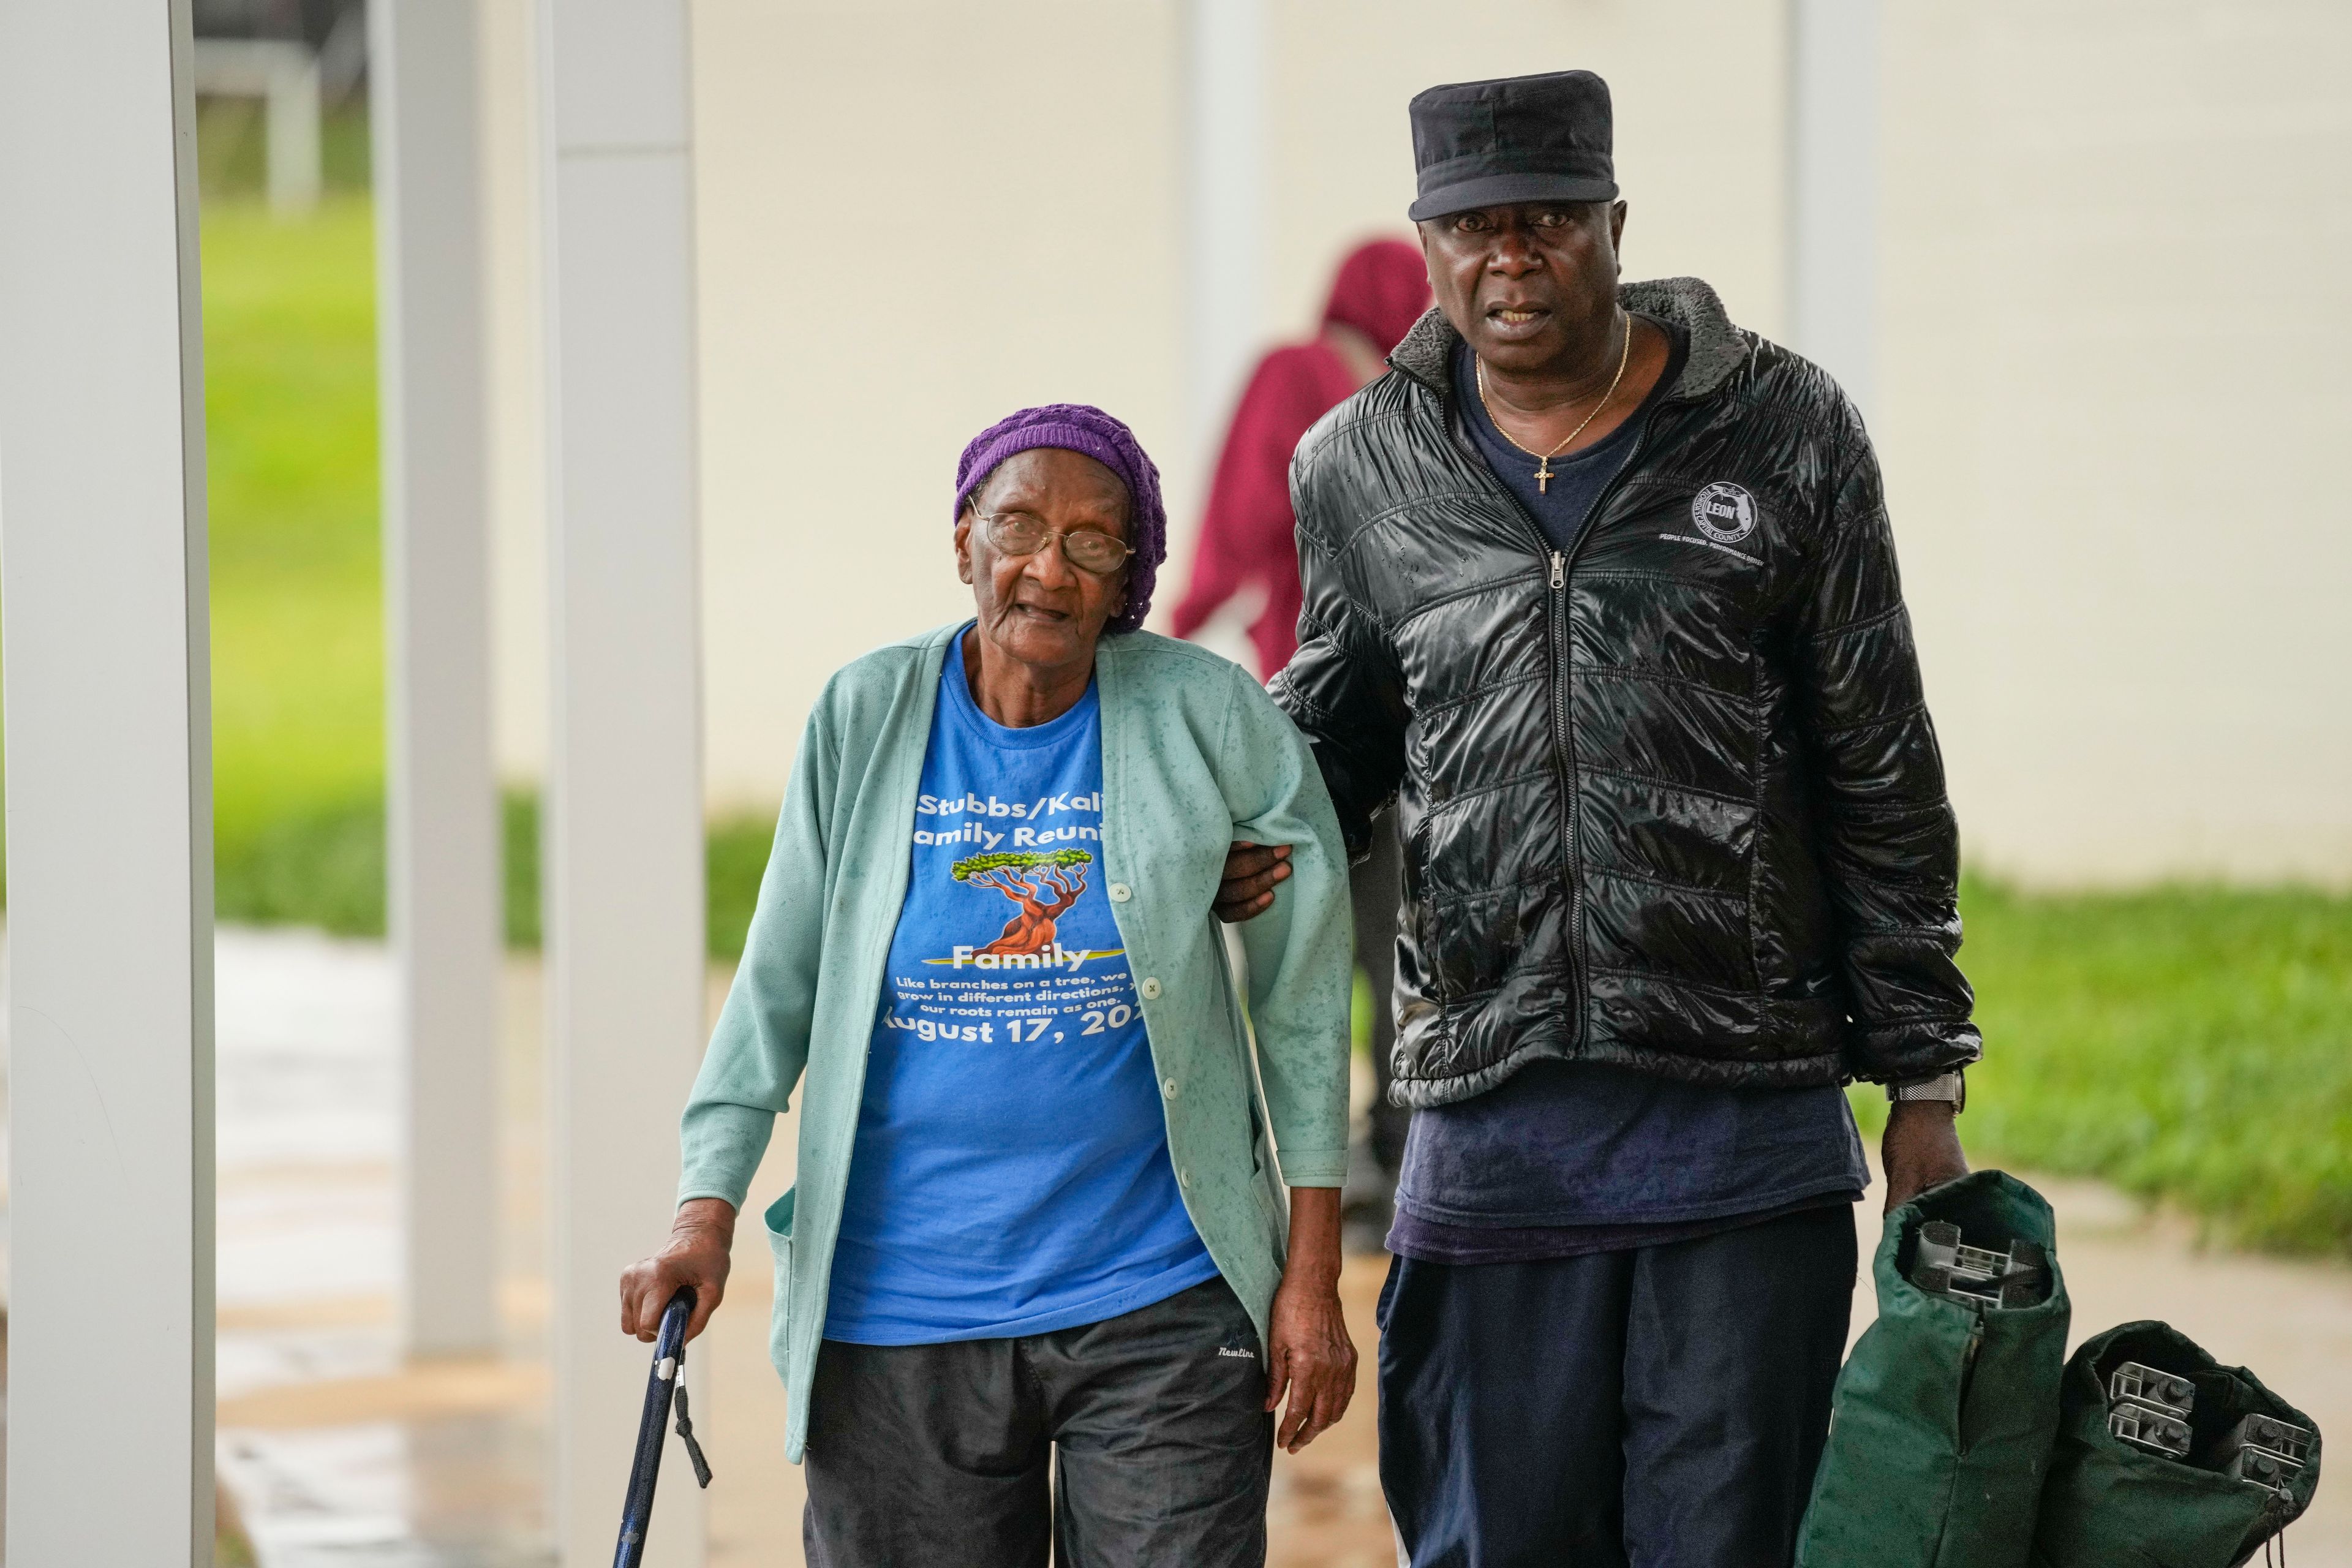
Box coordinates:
[878,788,1139,1048]
[948,849,1106,968]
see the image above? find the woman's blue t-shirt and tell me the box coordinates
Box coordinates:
[824,630,1218,1344]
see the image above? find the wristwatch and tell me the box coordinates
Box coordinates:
[1887,1071,1966,1114]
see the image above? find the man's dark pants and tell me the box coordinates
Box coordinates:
[1378,1204,1857,1567]
[802,1276,1272,1567]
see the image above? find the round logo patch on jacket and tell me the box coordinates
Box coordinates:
[1692,481,1758,544]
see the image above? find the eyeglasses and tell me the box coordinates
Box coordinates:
[970,510,1134,578]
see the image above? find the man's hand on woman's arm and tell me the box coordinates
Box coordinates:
[1264,1185,1356,1452]
[1215,840,1292,922]
[620,1196,736,1344]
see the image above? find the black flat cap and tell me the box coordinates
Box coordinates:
[1408,69,1617,222]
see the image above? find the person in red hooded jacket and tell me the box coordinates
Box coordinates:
[1172,238,1431,1249]
[1173,239,1431,676]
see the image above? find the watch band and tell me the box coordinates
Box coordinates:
[1887,1071,1966,1113]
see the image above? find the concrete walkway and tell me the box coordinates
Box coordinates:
[3,925,2343,1563]
[209,928,552,1567]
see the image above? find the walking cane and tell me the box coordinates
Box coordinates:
[614,1286,715,1568]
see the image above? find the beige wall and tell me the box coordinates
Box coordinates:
[480,0,2352,883]
[1875,0,2352,883]
[1262,1,1790,351]
[690,0,1186,807]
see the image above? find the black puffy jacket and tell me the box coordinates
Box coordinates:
[1269,277,1981,1106]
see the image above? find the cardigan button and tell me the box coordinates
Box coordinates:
[1162,1077,1181,1100]
[1138,976,1163,1000]
[1109,882,1133,903]
[1177,1167,1192,1189]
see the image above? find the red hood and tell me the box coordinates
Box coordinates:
[1321,238,1431,356]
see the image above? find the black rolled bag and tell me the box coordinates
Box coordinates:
[1796,1170,2071,1568]
[2030,1322,2320,1567]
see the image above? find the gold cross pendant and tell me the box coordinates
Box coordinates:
[1535,458,1553,494]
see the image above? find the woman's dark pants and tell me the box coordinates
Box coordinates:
[1378,1204,1857,1567]
[802,1276,1273,1567]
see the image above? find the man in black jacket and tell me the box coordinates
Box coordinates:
[1216,70,1978,1565]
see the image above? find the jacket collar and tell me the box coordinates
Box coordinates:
[1386,274,1747,406]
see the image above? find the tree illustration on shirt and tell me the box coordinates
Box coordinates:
[952,849,1093,957]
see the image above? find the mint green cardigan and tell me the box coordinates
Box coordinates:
[676,624,1354,1463]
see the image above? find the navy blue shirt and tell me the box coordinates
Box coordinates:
[1385,326,1866,1264]
[1455,325,1665,554]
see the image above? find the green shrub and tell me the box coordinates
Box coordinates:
[502,790,540,951]
[208,788,772,959]
[705,810,777,959]
[216,794,385,935]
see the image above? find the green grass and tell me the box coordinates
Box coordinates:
[197,102,387,929]
[202,192,387,930]
[1917,882,2350,1256]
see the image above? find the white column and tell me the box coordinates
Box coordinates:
[371,0,502,1359]
[1788,0,1881,411]
[0,3,215,1562]
[537,3,707,1564]
[1183,0,1267,461]
[265,42,324,216]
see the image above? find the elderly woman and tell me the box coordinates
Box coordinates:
[619,404,1357,1565]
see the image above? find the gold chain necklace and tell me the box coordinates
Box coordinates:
[1476,312,1634,494]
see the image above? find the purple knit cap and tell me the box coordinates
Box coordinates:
[953,403,1166,636]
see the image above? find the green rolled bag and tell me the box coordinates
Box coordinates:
[2030,1322,2320,1567]
[1795,1170,2072,1568]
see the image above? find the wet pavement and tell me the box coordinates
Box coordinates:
[1,924,2348,1564]
[211,928,553,1567]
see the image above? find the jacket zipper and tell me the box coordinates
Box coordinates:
[1548,549,1577,1038]
[1443,398,1659,1054]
